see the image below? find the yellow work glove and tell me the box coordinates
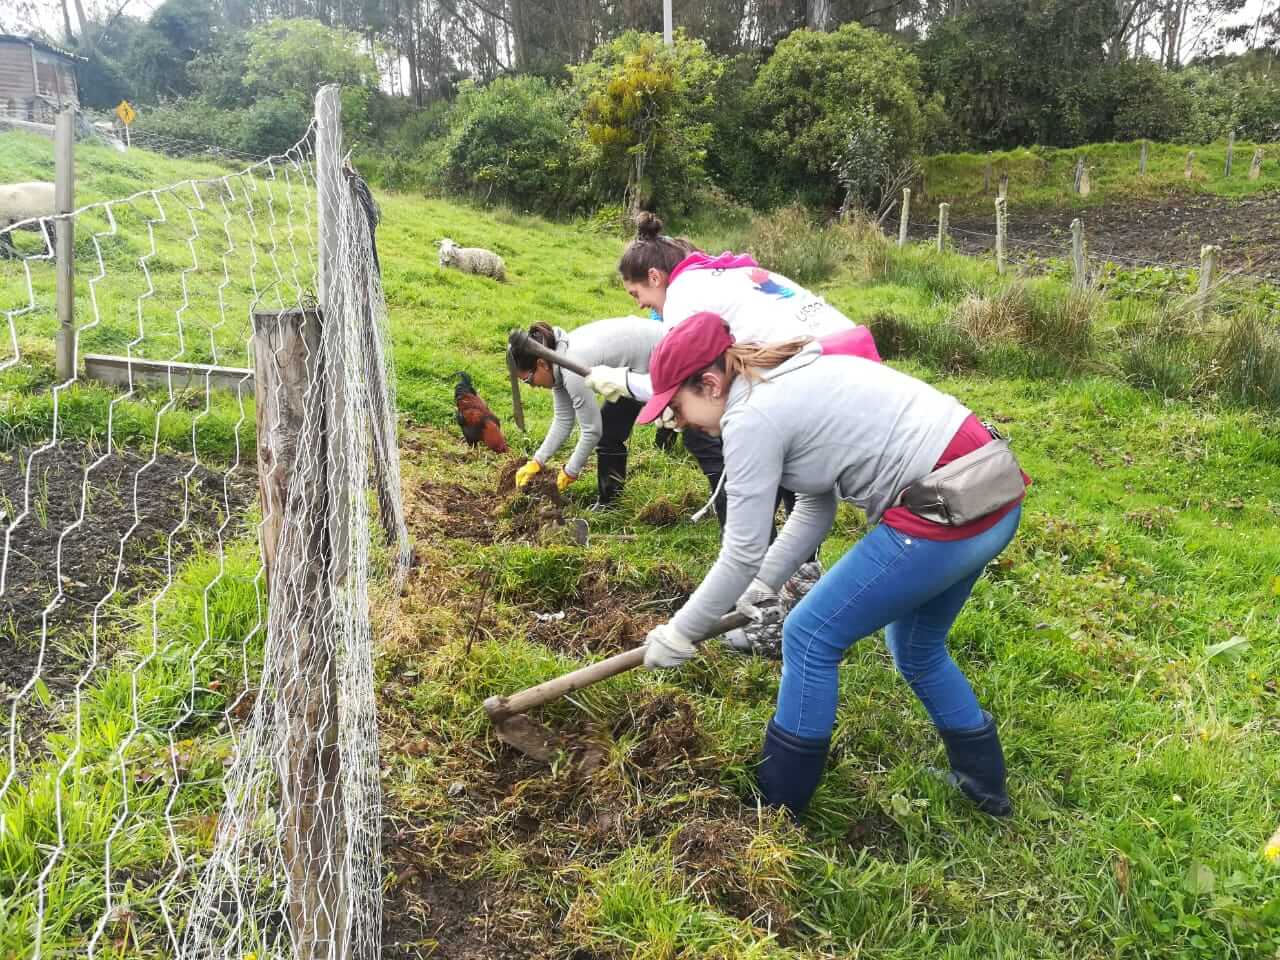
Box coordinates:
[514,459,543,489]
[556,468,577,493]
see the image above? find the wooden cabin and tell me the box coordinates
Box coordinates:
[0,34,82,124]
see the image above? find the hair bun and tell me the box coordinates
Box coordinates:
[634,211,664,241]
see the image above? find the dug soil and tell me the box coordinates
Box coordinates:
[0,442,253,739]
[911,190,1280,279]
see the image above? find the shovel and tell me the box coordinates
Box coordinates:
[484,610,751,760]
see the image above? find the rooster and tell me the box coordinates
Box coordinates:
[454,372,508,453]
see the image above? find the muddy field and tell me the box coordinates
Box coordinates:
[0,442,254,739]
[910,190,1280,279]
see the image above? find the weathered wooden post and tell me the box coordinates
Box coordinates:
[1139,140,1148,175]
[1074,156,1085,194]
[937,202,950,253]
[898,187,911,247]
[1079,166,1092,198]
[1196,244,1221,324]
[1224,131,1235,177]
[994,196,1007,274]
[1185,150,1196,179]
[54,107,75,381]
[998,172,1009,200]
[983,152,993,193]
[1070,218,1086,289]
[1249,148,1263,181]
[253,83,351,960]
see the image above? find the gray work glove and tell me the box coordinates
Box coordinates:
[735,577,783,625]
[643,622,697,669]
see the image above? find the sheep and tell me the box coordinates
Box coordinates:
[437,237,506,281]
[0,182,56,258]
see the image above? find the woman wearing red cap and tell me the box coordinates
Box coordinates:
[587,213,881,657]
[636,311,1029,819]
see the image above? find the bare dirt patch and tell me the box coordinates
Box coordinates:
[0,442,252,713]
[912,191,1280,279]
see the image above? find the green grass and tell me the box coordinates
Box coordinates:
[3,131,1280,957]
[924,139,1280,213]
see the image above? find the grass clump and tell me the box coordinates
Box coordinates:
[743,204,846,285]
[1209,310,1280,409]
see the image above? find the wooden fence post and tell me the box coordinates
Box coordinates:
[54,107,75,381]
[1196,244,1221,324]
[1185,150,1195,179]
[898,187,911,247]
[1070,218,1086,289]
[1139,140,1148,175]
[937,202,949,253]
[1249,148,1263,181]
[994,196,1007,274]
[998,172,1009,200]
[1073,156,1085,194]
[1224,131,1235,177]
[983,152,992,193]
[253,308,344,960]
[1079,166,1092,198]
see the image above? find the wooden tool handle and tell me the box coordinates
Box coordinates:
[508,329,592,378]
[483,610,752,722]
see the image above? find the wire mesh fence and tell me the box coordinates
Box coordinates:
[0,85,407,959]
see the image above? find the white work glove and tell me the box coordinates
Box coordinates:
[735,578,782,625]
[658,406,682,432]
[585,365,633,403]
[643,622,698,669]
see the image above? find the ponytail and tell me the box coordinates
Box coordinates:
[681,338,814,392]
[618,211,699,282]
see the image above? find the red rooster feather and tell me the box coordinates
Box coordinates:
[454,372,508,453]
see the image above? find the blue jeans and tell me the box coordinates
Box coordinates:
[774,506,1021,740]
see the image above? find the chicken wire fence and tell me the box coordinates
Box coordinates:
[0,85,408,959]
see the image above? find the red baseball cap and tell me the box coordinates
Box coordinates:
[637,311,734,424]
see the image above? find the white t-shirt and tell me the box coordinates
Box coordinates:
[662,264,853,342]
[626,263,854,401]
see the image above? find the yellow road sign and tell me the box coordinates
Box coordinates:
[115,100,137,126]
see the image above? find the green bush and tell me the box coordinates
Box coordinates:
[236,94,311,156]
[705,53,781,209]
[1108,59,1195,142]
[752,24,925,208]
[572,31,724,213]
[440,76,581,214]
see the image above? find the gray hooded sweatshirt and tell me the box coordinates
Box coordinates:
[670,345,970,640]
[534,317,664,477]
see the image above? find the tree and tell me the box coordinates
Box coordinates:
[752,23,926,206]
[571,31,723,214]
[242,18,378,101]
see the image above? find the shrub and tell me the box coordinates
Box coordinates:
[752,24,925,207]
[440,76,581,214]
[236,94,310,156]
[947,280,1097,362]
[743,205,845,285]
[1108,59,1195,143]
[571,31,723,214]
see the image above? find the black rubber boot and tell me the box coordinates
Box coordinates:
[937,711,1013,817]
[594,452,627,507]
[755,717,831,818]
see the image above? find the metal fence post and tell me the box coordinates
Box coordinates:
[54,108,75,381]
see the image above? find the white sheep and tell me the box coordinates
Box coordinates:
[0,182,57,257]
[438,237,506,281]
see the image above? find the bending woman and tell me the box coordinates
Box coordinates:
[635,311,1029,819]
[509,318,663,508]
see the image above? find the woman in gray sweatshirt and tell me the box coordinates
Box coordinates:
[635,311,1028,819]
[509,318,664,507]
